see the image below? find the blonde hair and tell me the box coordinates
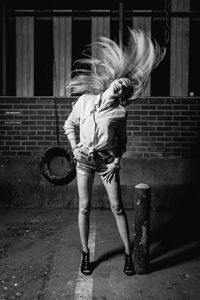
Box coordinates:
[66,28,166,101]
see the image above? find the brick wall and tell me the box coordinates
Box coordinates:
[126,98,200,158]
[0,97,200,158]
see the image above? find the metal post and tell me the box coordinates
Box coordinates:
[133,183,151,274]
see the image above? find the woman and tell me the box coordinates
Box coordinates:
[63,29,165,276]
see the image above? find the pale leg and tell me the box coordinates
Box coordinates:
[100,173,131,255]
[76,168,95,253]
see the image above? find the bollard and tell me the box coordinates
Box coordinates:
[133,183,151,274]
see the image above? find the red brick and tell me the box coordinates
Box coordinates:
[37,141,53,146]
[149,111,164,115]
[157,106,172,110]
[0,97,200,158]
[17,151,32,156]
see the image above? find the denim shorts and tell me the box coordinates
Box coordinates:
[76,150,115,175]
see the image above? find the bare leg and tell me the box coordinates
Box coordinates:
[76,168,95,253]
[100,173,131,255]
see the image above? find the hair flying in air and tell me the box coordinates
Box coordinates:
[66,28,166,101]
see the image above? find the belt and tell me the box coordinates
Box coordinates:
[78,143,114,164]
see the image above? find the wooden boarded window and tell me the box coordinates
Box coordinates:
[151,17,170,96]
[71,16,91,96]
[170,0,190,96]
[189,0,200,96]
[16,16,34,96]
[91,13,110,79]
[1,4,16,96]
[0,18,2,95]
[53,16,72,97]
[34,16,53,96]
[91,13,110,57]
[6,11,16,96]
[132,13,152,96]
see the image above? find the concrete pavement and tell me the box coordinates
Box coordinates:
[0,208,200,299]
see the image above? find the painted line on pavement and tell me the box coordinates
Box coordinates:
[74,217,96,300]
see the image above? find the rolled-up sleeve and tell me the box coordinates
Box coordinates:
[63,95,83,140]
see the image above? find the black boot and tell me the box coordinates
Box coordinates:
[123,252,135,276]
[80,250,92,276]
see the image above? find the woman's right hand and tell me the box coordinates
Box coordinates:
[73,147,88,160]
[111,78,132,93]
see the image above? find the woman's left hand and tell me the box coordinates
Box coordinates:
[100,162,121,183]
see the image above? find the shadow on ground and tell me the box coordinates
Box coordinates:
[90,210,200,274]
[149,210,200,272]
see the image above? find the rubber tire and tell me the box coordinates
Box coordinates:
[39,146,76,186]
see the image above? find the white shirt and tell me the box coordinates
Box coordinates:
[63,94,127,157]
